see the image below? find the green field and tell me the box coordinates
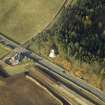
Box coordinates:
[0,44,11,59]
[0,0,64,43]
[4,61,34,75]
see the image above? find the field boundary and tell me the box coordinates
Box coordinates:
[22,0,73,47]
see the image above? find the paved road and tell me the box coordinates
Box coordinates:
[0,34,19,49]
[0,34,105,105]
[28,68,95,105]
[34,63,105,105]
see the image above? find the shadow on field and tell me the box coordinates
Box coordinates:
[0,65,9,77]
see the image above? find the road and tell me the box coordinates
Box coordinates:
[0,33,19,49]
[0,33,105,105]
[27,67,95,105]
[0,1,105,104]
[34,63,105,105]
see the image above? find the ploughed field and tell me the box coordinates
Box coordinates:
[0,74,62,105]
[0,0,64,43]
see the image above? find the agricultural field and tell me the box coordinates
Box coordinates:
[0,75,62,105]
[0,0,64,43]
[0,44,11,59]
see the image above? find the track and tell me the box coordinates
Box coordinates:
[22,0,71,47]
[0,0,105,104]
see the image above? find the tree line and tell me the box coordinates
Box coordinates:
[49,0,105,64]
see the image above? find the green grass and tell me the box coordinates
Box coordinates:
[4,61,33,75]
[0,44,11,59]
[0,0,64,43]
[0,80,5,86]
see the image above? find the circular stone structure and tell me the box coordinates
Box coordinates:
[0,0,64,43]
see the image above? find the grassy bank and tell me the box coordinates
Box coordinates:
[0,44,11,59]
[4,60,34,75]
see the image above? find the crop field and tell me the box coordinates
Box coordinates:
[0,0,64,43]
[0,44,11,59]
[0,75,62,105]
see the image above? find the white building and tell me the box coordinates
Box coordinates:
[49,49,56,58]
[9,53,21,66]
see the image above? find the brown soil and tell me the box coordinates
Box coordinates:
[0,74,62,105]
